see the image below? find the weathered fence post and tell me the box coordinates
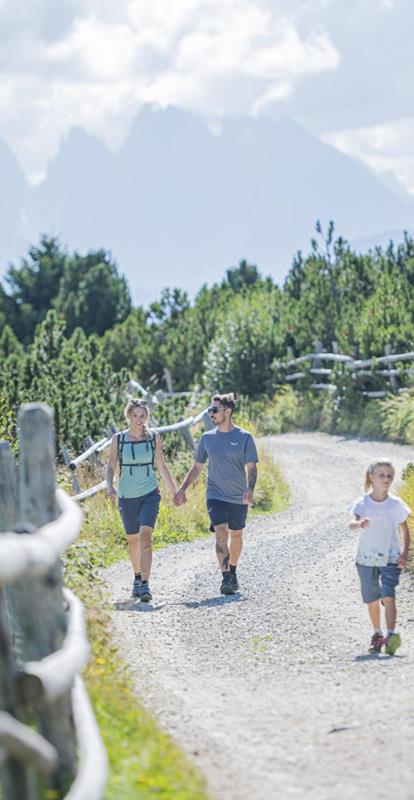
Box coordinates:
[163,367,174,393]
[61,446,81,494]
[178,421,195,451]
[0,441,36,799]
[11,404,77,794]
[202,411,214,431]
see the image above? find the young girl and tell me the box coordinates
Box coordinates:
[350,459,410,654]
[106,398,178,602]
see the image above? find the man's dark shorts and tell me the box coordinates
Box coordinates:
[118,488,161,534]
[207,498,248,532]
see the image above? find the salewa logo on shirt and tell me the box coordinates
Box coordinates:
[230,442,239,446]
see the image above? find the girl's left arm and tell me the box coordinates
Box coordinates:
[398,520,410,568]
[154,433,177,498]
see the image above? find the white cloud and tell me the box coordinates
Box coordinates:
[323,118,414,196]
[46,17,137,81]
[0,0,339,183]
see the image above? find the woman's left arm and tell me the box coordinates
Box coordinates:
[154,433,177,498]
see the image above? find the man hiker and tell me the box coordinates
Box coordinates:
[174,393,259,595]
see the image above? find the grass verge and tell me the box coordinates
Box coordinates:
[63,442,288,799]
[398,466,414,572]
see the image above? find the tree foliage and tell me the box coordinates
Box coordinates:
[2,229,414,452]
[0,236,131,342]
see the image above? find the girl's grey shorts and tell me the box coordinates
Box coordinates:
[356,562,401,604]
[118,488,161,534]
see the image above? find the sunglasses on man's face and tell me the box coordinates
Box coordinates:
[208,406,223,414]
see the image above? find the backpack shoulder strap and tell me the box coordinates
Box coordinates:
[117,431,126,469]
[148,429,156,467]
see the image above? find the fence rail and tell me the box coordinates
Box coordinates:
[278,342,414,398]
[0,403,107,800]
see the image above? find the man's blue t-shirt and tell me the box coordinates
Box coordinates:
[195,426,259,505]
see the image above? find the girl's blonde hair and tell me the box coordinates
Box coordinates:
[364,459,395,492]
[124,398,152,442]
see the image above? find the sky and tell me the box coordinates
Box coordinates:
[1,0,413,197]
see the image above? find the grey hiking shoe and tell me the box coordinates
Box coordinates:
[132,576,142,598]
[139,582,152,603]
[220,572,234,595]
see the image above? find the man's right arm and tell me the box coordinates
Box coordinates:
[174,462,204,505]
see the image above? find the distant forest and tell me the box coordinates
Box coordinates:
[1,223,414,449]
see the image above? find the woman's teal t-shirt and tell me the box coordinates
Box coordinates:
[118,432,158,498]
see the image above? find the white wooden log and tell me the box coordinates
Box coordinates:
[293,352,352,365]
[155,415,194,433]
[310,383,337,392]
[192,408,209,425]
[0,490,83,585]
[350,353,414,369]
[347,358,372,369]
[377,352,414,364]
[362,391,388,398]
[309,368,332,376]
[0,712,58,776]
[285,373,305,381]
[20,589,89,704]
[292,354,315,365]
[64,677,108,800]
[69,437,107,470]
[72,481,107,503]
[96,436,113,454]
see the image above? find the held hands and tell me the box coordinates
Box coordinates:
[173,489,187,507]
[243,488,254,505]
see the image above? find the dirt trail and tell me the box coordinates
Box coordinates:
[104,433,414,800]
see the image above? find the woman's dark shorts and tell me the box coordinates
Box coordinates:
[207,498,248,533]
[118,488,161,534]
[356,562,401,604]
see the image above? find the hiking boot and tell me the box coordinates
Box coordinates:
[368,633,385,654]
[132,576,142,598]
[385,632,401,656]
[230,571,239,591]
[139,582,152,603]
[220,572,234,595]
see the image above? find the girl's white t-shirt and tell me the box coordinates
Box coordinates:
[350,493,410,566]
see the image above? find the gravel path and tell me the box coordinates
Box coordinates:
[104,433,414,800]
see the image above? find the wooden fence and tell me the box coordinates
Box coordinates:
[277,342,414,398]
[0,403,107,800]
[64,380,213,502]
